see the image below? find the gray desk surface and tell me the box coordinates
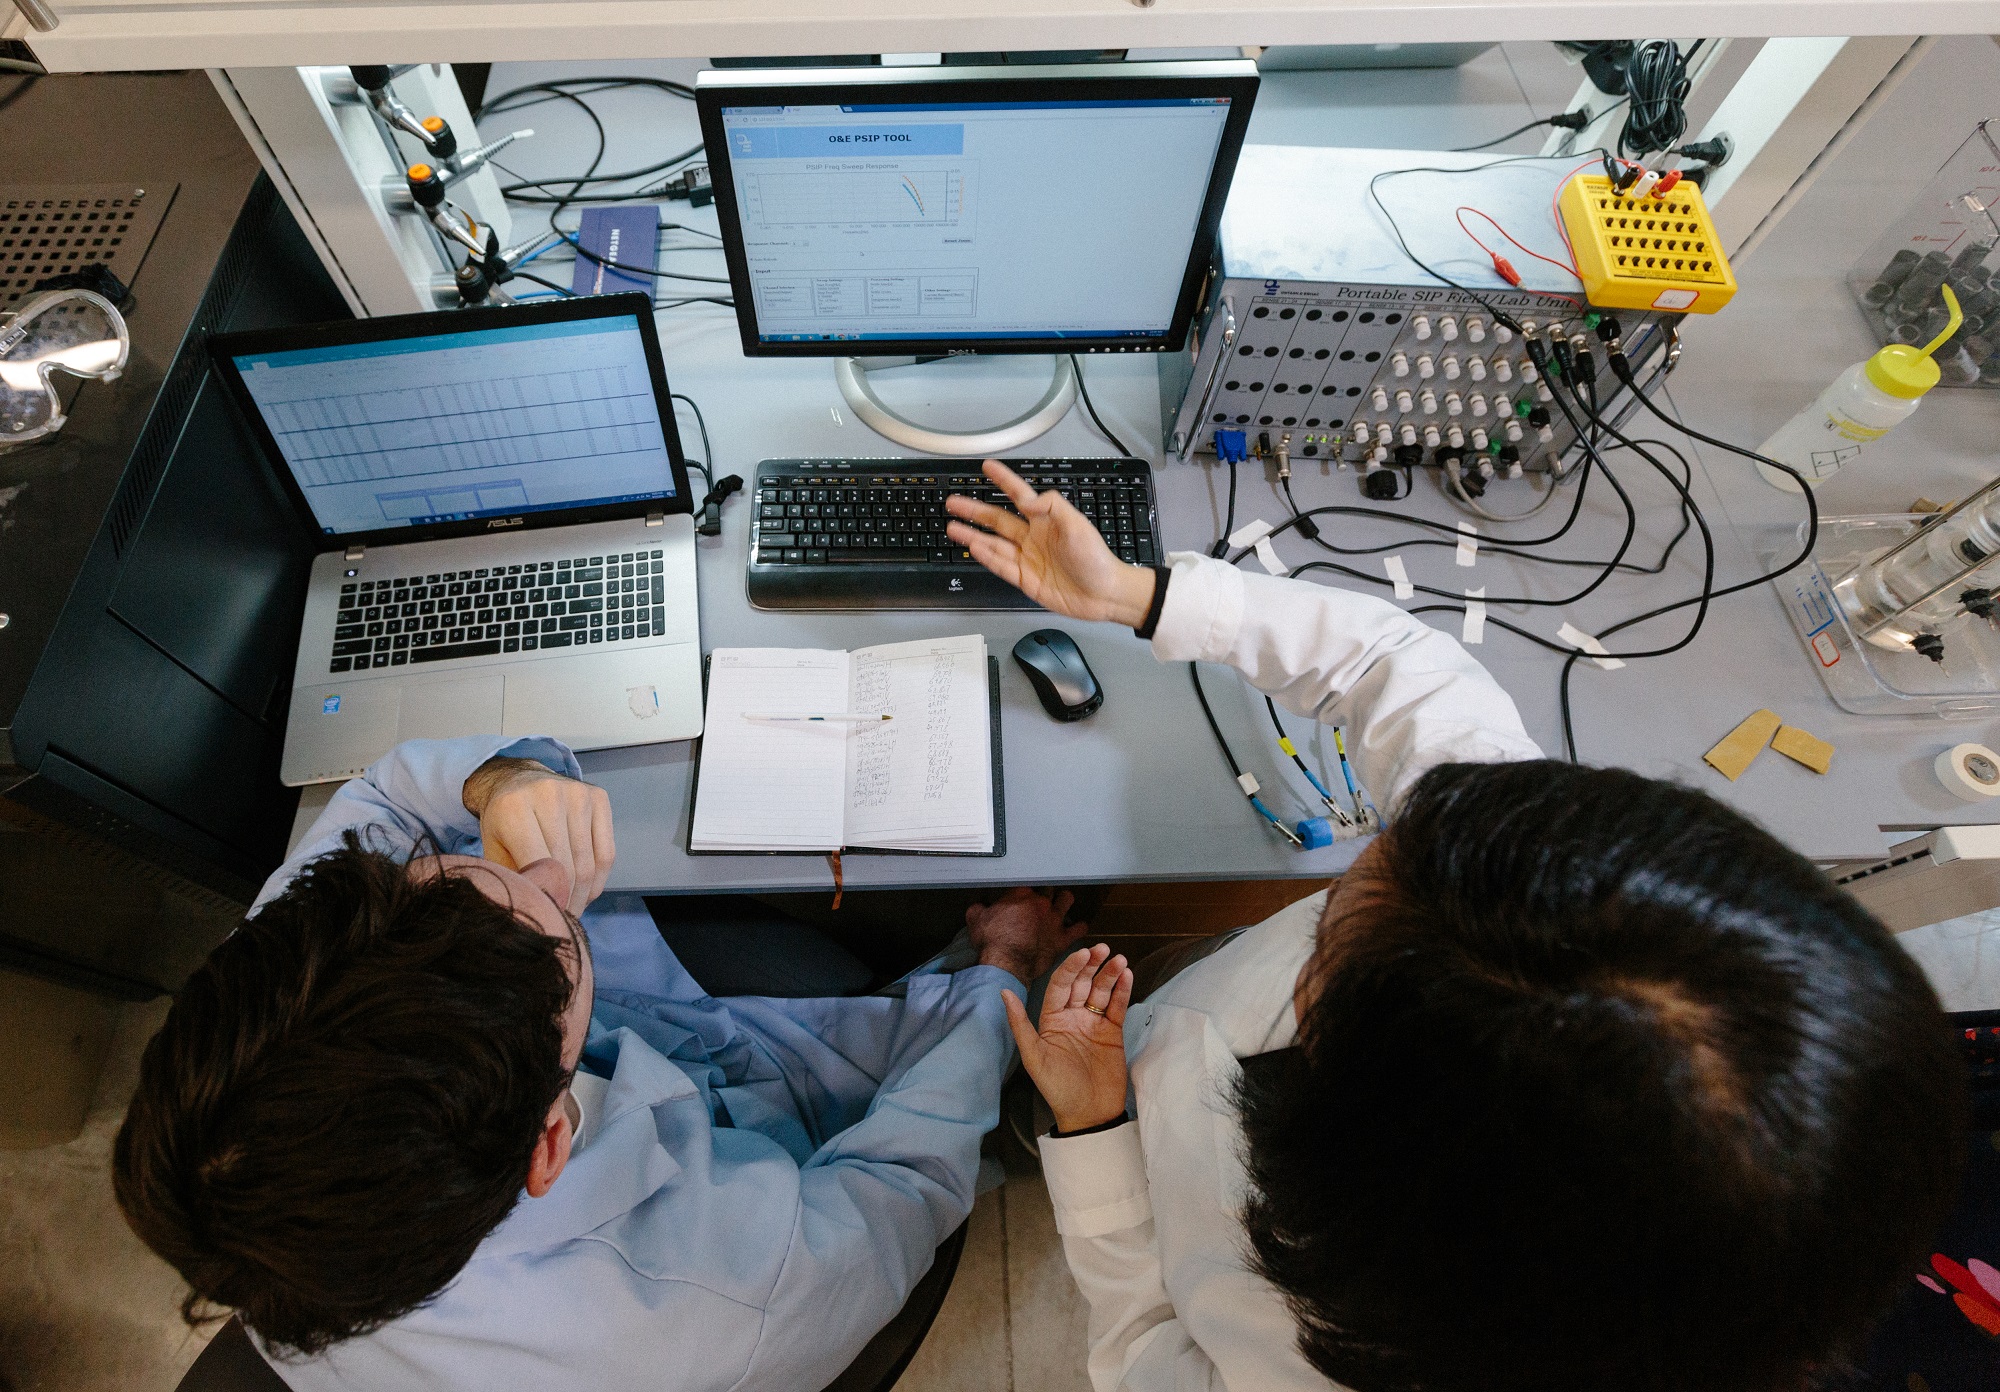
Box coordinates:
[292,42,2000,889]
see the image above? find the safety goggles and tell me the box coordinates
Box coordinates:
[0,289,130,449]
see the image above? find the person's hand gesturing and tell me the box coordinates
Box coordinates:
[1003,944,1133,1134]
[945,460,1157,625]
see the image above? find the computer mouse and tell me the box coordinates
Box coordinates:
[1012,629,1102,721]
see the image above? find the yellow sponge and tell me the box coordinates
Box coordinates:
[1704,709,1780,781]
[1771,724,1835,775]
[1558,174,1737,314]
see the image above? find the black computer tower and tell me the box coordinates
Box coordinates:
[0,72,351,997]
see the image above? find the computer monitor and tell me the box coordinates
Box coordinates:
[695,61,1259,359]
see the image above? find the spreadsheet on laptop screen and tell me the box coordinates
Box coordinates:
[231,317,678,536]
[716,97,1234,344]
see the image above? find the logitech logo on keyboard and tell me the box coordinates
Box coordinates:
[949,578,964,592]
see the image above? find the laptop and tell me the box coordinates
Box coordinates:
[210,293,705,786]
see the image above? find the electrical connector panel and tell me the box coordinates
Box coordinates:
[1159,145,1680,468]
[1557,174,1736,314]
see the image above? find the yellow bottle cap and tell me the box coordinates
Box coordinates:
[1865,284,1963,398]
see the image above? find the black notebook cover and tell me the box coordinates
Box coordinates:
[686,654,1007,858]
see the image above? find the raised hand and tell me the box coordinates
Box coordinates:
[462,756,616,917]
[945,460,1157,626]
[1002,944,1133,1134]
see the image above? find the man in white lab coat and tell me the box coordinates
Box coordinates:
[946,462,1966,1392]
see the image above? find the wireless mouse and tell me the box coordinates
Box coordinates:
[1012,628,1103,721]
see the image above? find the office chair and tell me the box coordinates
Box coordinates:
[173,1222,969,1392]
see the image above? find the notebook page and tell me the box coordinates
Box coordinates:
[691,649,851,850]
[844,635,992,852]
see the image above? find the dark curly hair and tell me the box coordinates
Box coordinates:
[1238,759,1967,1392]
[113,834,576,1356]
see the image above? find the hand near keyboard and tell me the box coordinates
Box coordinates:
[945,460,1157,626]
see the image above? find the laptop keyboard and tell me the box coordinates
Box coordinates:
[327,549,669,674]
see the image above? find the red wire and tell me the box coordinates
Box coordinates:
[1454,206,1586,310]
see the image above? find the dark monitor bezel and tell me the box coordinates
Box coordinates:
[695,61,1259,359]
[208,293,695,551]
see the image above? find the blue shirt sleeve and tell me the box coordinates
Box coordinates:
[251,735,581,913]
[729,963,1021,1390]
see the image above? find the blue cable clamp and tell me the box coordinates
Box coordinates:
[1296,817,1334,849]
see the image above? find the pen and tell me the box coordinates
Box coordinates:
[743,713,893,724]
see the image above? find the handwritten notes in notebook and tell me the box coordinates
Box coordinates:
[691,635,994,854]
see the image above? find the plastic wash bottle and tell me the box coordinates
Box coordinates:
[1756,285,1962,493]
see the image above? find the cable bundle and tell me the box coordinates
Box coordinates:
[1618,40,1693,159]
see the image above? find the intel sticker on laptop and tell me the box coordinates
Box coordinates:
[323,695,341,715]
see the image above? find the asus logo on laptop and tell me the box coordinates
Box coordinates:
[486,516,525,529]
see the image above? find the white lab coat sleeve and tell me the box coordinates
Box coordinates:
[1147,552,1542,812]
[250,735,581,913]
[1041,1122,1213,1392]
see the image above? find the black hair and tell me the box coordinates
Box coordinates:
[1238,759,1967,1392]
[113,833,576,1356]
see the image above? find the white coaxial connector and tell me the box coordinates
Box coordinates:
[1443,356,1462,381]
[1466,317,1486,344]
[1494,322,1514,344]
[1390,351,1410,378]
[1492,357,1513,383]
[1470,427,1490,451]
[1419,389,1438,414]
[1412,315,1432,341]
[1536,423,1555,443]
[1371,385,1390,412]
[1422,423,1441,448]
[1416,354,1436,380]
[1519,320,1538,337]
[1536,382,1554,402]
[1467,357,1487,382]
[1519,360,1539,383]
[1469,394,1488,417]
[1399,422,1418,446]
[1446,423,1465,449]
[1445,392,1464,417]
[1376,422,1395,445]
[1440,315,1460,341]
[1395,389,1414,413]
[1504,419,1524,443]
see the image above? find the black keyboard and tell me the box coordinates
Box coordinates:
[748,458,1162,610]
[327,549,669,674]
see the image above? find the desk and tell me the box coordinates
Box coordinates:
[297,41,2000,893]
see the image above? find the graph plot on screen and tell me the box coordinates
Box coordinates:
[749,168,966,228]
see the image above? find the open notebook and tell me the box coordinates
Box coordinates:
[690,634,1001,855]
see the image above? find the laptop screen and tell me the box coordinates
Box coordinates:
[229,316,679,536]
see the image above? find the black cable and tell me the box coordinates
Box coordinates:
[671,392,715,491]
[1449,109,1597,153]
[1619,40,1693,159]
[1211,454,1239,559]
[509,270,577,297]
[1070,356,1135,457]
[1189,664,1245,778]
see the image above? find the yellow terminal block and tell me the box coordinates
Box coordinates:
[1557,175,1737,314]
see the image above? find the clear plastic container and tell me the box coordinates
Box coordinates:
[1774,513,2000,716]
[1846,119,2000,389]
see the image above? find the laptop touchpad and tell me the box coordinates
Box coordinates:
[398,675,506,743]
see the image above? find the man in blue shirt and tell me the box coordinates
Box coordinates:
[113,735,1080,1391]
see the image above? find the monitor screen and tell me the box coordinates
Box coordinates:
[228,315,680,536]
[698,62,1258,356]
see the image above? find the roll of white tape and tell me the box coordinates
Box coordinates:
[1936,743,2000,801]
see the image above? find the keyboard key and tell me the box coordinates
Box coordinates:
[503,638,520,652]
[411,639,503,664]
[558,615,589,630]
[652,607,665,629]
[391,652,408,665]
[830,549,925,563]
[333,624,364,641]
[523,635,539,650]
[544,631,574,648]
[329,657,352,672]
[760,533,796,549]
[372,654,390,668]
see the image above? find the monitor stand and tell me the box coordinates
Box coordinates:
[835,355,1077,456]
